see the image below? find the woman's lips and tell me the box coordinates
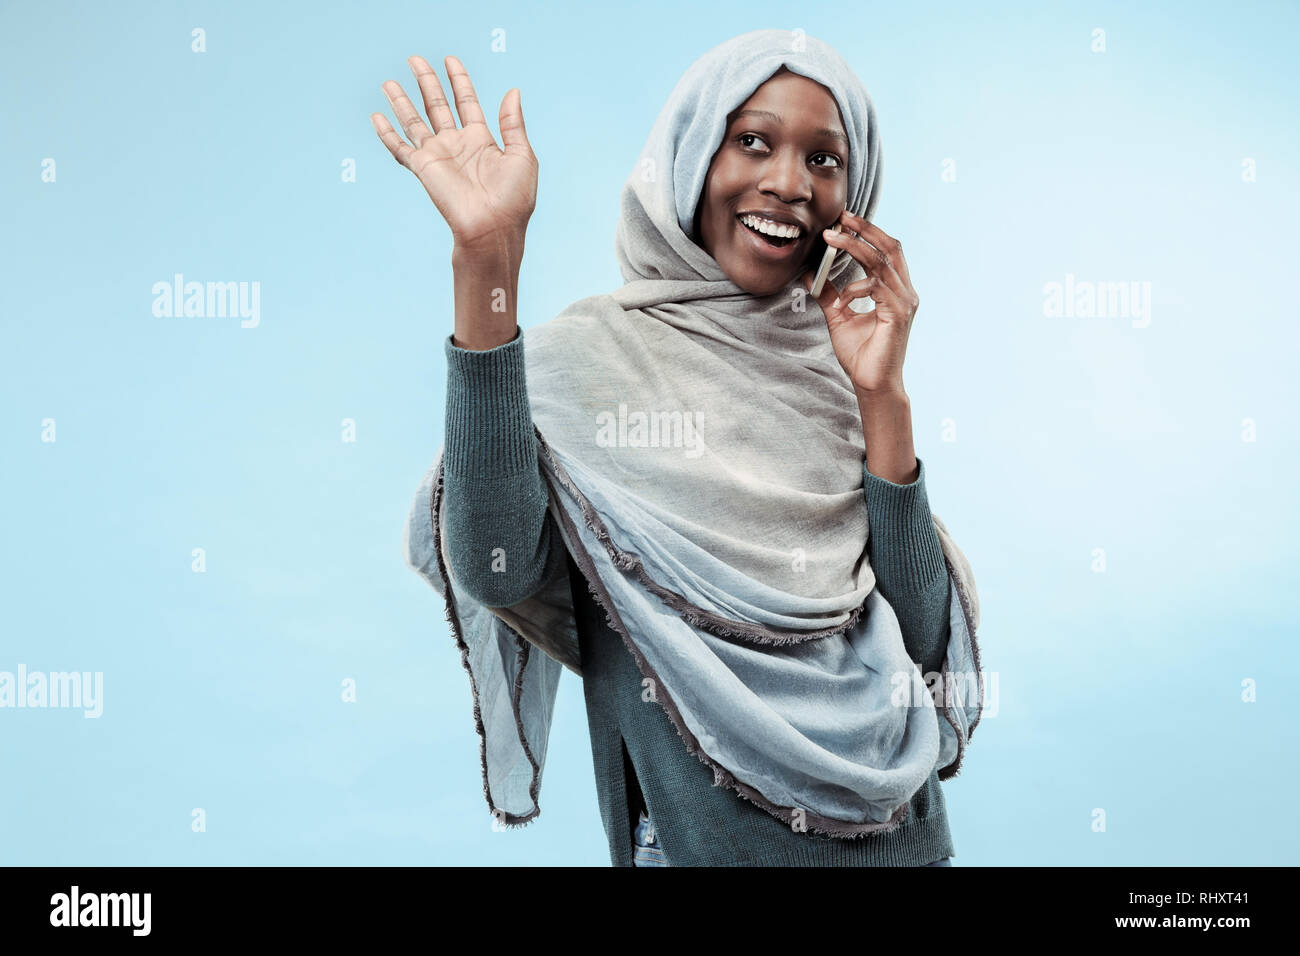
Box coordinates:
[736,215,804,261]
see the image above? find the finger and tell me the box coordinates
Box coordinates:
[381,79,434,149]
[824,220,907,299]
[408,56,457,133]
[840,210,913,290]
[444,54,488,128]
[837,216,921,317]
[829,214,904,291]
[802,269,842,314]
[837,275,881,306]
[498,87,533,158]
[370,112,417,169]
[842,273,912,327]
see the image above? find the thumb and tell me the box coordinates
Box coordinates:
[803,270,840,313]
[499,87,532,157]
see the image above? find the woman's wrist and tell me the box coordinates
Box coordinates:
[450,325,518,350]
[857,388,919,484]
[451,250,521,351]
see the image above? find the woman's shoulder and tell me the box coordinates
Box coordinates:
[522,293,628,361]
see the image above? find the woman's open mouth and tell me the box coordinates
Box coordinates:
[736,213,803,260]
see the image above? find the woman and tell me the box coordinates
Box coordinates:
[381,29,984,867]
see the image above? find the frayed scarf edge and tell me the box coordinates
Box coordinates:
[426,423,985,831]
[430,457,544,829]
[538,421,986,783]
[548,464,916,841]
[534,426,869,647]
[936,547,986,780]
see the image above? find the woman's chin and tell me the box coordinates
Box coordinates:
[722,261,800,297]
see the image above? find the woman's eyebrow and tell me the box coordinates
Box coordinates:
[732,108,849,148]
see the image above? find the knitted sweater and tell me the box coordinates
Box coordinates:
[439,327,955,865]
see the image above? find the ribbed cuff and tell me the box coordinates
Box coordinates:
[863,455,948,591]
[443,328,538,477]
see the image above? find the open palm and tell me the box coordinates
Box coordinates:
[371,55,537,258]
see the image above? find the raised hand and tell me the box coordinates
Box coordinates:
[371,55,537,262]
[802,210,920,398]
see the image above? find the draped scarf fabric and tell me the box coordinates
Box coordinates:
[403,29,985,838]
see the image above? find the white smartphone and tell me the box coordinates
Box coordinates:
[809,223,841,298]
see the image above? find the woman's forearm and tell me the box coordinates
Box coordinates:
[857,389,950,675]
[441,329,565,607]
[862,456,951,677]
[857,388,918,485]
[451,240,523,351]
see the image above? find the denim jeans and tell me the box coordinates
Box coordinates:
[632,810,954,867]
[632,810,669,866]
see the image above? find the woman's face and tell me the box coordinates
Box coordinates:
[695,67,850,297]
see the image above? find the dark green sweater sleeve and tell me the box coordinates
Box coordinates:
[442,328,567,608]
[862,457,952,678]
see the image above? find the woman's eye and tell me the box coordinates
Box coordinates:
[738,134,842,169]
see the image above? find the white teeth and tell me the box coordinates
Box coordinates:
[739,214,801,239]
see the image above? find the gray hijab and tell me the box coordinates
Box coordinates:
[404,28,985,838]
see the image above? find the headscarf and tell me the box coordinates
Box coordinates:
[404,28,984,837]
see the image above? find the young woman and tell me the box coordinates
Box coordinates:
[382,29,984,867]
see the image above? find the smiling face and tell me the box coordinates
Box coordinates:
[693,67,850,297]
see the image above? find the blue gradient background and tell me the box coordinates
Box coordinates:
[2,0,1296,866]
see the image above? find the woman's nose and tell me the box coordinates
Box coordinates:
[757,152,811,203]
